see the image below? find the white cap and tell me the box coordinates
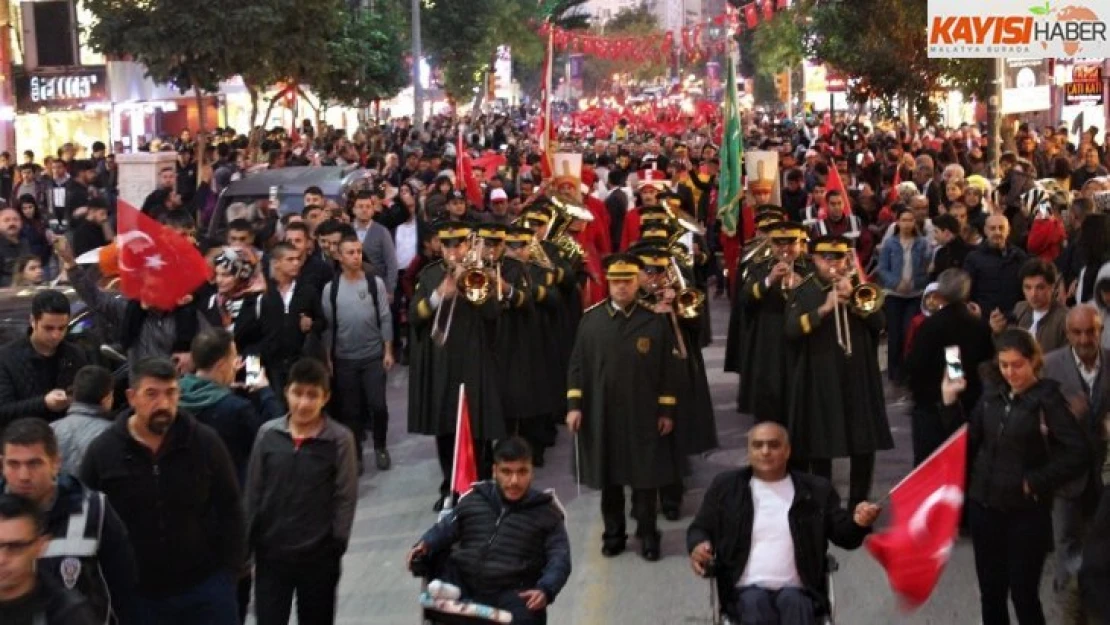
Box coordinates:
[490,188,508,201]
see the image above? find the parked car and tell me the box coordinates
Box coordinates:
[207,166,373,237]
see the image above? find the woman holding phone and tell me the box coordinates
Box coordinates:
[941,328,1090,625]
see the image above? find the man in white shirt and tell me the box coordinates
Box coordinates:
[687,423,881,624]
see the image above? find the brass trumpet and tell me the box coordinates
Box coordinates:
[668,258,705,320]
[431,233,494,346]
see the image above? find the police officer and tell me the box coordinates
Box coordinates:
[1,418,136,624]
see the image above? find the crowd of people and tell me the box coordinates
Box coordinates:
[0,109,1107,625]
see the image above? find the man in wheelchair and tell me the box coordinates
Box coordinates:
[687,423,882,624]
[407,437,571,624]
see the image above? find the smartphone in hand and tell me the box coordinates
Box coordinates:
[944,345,964,381]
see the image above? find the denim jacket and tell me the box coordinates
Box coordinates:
[877,235,931,293]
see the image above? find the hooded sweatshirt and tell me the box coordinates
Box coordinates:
[178,374,279,484]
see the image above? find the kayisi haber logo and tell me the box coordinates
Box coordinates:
[927,1,1109,58]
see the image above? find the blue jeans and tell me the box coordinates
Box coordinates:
[132,571,239,625]
[728,586,816,625]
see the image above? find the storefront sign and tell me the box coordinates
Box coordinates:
[1064,64,1104,105]
[15,66,108,112]
[1002,58,1051,114]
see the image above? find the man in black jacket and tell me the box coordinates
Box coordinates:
[245,358,358,625]
[407,438,572,625]
[0,289,87,427]
[258,242,326,396]
[0,493,99,625]
[1,418,136,624]
[903,269,995,465]
[687,423,880,624]
[79,358,244,625]
[928,214,969,280]
[963,214,1028,318]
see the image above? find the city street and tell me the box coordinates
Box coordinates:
[328,295,1064,625]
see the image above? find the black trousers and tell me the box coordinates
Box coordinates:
[809,453,875,510]
[334,357,389,451]
[253,554,341,625]
[911,404,959,466]
[600,486,658,544]
[434,434,493,496]
[660,481,684,514]
[969,501,1051,625]
[729,586,817,625]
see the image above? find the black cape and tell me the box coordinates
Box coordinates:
[566,300,683,489]
[494,257,549,420]
[784,275,893,459]
[407,260,507,442]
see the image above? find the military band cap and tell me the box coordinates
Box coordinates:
[635,247,672,268]
[522,208,552,225]
[755,203,783,215]
[477,224,506,240]
[755,210,786,232]
[767,221,807,241]
[603,253,643,279]
[811,235,852,256]
[640,227,671,241]
[435,221,472,240]
[504,225,533,244]
[640,210,670,224]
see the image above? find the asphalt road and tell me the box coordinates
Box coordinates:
[319,294,1064,625]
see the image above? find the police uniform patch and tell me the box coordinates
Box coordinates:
[60,557,81,589]
[636,337,651,354]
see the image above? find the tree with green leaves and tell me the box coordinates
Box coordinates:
[84,0,283,129]
[312,5,410,110]
[737,0,990,123]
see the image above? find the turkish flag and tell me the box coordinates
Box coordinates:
[744,4,759,28]
[456,131,485,210]
[887,164,902,206]
[865,426,968,609]
[116,199,211,312]
[451,384,479,495]
[472,151,508,181]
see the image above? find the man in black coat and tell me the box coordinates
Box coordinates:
[0,290,87,427]
[258,242,327,396]
[963,214,1028,319]
[407,438,571,625]
[687,423,881,623]
[903,268,995,465]
[79,358,244,625]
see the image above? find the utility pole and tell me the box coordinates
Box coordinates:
[411,0,423,127]
[986,57,1004,179]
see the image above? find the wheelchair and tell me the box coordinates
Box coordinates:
[706,554,839,625]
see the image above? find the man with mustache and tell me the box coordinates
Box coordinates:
[79,358,245,625]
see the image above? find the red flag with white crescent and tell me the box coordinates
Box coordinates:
[116,200,211,311]
[865,426,968,609]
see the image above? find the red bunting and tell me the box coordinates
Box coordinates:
[778,0,791,8]
[744,4,758,28]
[762,0,775,21]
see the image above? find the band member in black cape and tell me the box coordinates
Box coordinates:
[408,221,507,511]
[784,235,893,510]
[630,239,718,521]
[491,224,554,465]
[723,208,785,378]
[522,205,576,408]
[566,253,684,562]
[737,220,812,424]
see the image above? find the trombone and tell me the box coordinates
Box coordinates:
[832,264,885,357]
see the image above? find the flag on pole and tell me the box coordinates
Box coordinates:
[887,163,902,206]
[717,47,743,236]
[865,426,968,609]
[450,384,479,496]
[821,160,853,217]
[456,130,484,209]
[537,24,555,179]
[115,199,211,311]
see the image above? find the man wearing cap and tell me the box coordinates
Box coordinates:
[632,243,717,521]
[785,236,892,511]
[724,209,784,376]
[495,225,559,464]
[487,189,513,224]
[619,169,669,251]
[738,221,811,424]
[408,222,507,511]
[566,253,683,561]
